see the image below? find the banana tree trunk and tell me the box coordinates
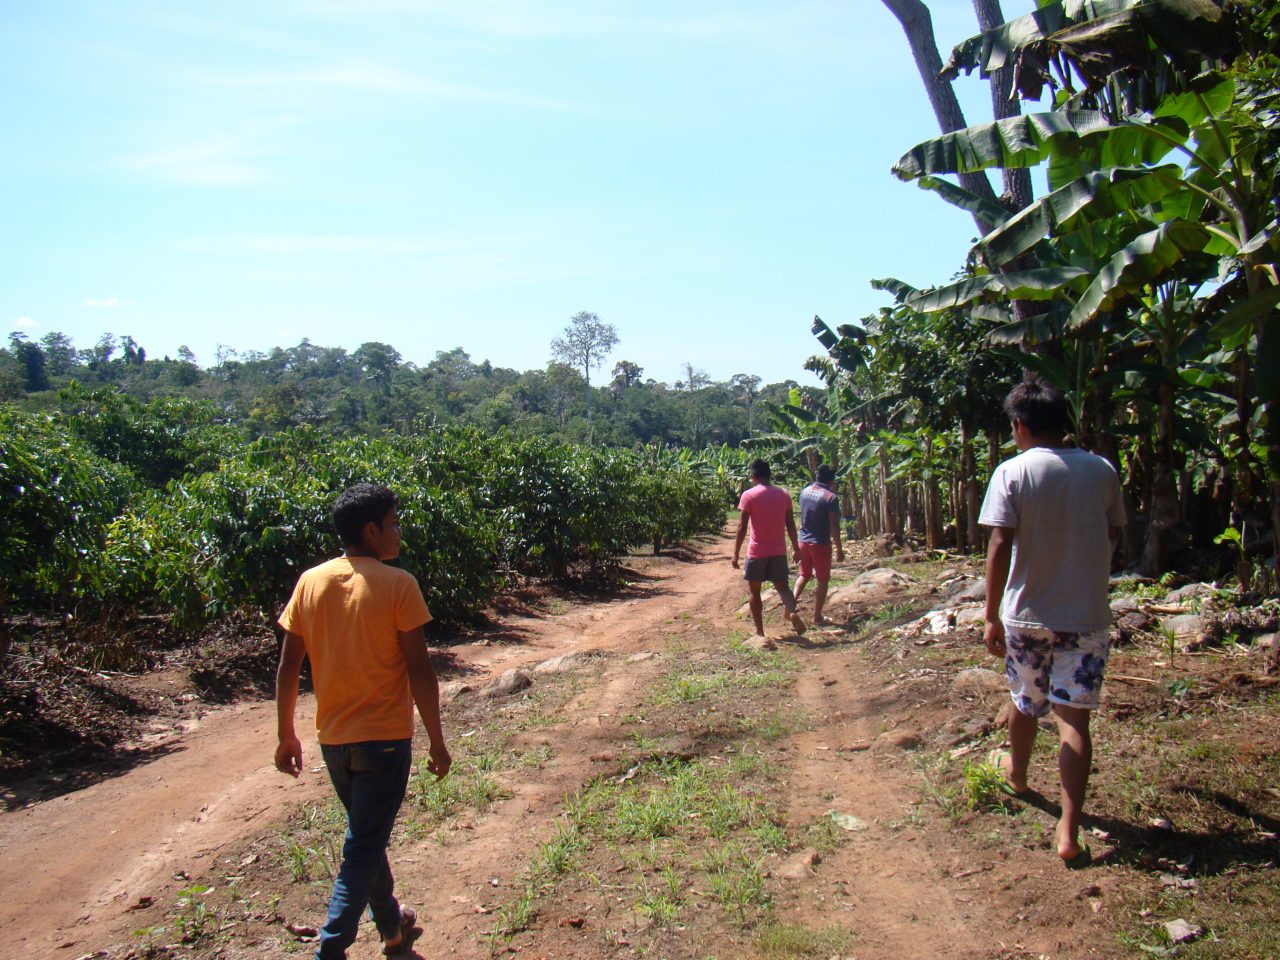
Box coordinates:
[1141,379,1181,577]
[895,478,906,542]
[986,430,1001,479]
[861,466,875,537]
[840,479,856,539]
[960,422,980,551]
[923,434,942,551]
[878,449,894,536]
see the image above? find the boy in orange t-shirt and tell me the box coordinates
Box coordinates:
[275,483,451,959]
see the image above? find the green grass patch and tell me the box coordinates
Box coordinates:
[754,921,852,958]
[488,640,821,946]
[961,759,1017,813]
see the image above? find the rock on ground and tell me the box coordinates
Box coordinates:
[1165,582,1214,603]
[533,650,603,675]
[945,578,987,603]
[898,605,980,639]
[480,668,533,699]
[1113,610,1154,640]
[440,681,474,705]
[822,568,917,613]
[774,848,822,880]
[1263,632,1279,675]
[872,729,922,753]
[1161,613,1203,640]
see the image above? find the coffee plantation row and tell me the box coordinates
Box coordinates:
[1,395,744,634]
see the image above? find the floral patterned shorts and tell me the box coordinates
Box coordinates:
[1004,624,1111,717]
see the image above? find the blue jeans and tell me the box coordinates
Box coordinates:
[316,739,413,960]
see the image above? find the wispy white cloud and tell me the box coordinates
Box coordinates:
[12,316,37,331]
[125,118,298,185]
[205,60,578,111]
[127,139,264,185]
[299,0,852,50]
[172,231,614,286]
[176,233,464,255]
[84,296,137,308]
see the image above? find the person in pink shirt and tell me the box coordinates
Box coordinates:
[732,459,806,636]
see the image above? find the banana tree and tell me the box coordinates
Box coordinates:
[891,34,1279,578]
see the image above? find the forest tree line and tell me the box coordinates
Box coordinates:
[0,330,796,451]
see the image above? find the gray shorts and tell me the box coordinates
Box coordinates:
[743,555,789,583]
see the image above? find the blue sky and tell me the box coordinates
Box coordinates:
[2,1,1006,387]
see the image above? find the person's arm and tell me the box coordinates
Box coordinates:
[275,630,307,777]
[785,511,801,564]
[831,504,844,563]
[399,626,451,780]
[983,527,1015,658]
[732,511,749,569]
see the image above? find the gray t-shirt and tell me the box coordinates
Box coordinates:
[979,447,1126,633]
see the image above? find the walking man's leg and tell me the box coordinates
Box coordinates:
[317,741,412,960]
[793,543,810,602]
[1005,705,1036,794]
[770,576,806,635]
[813,578,829,625]
[747,581,765,636]
[1053,704,1092,862]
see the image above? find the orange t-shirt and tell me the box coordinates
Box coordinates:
[278,556,432,745]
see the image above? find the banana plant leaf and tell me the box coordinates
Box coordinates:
[977,164,1185,266]
[907,266,1090,314]
[1066,221,1212,331]
[893,111,1116,181]
[971,303,1016,325]
[1240,218,1279,256]
[991,347,1072,388]
[811,316,867,374]
[916,175,1013,229]
[871,277,920,304]
[1204,284,1280,343]
[942,0,1233,93]
[987,310,1066,345]
[894,76,1226,191]
[943,0,1144,79]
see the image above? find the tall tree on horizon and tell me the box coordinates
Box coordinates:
[550,311,619,430]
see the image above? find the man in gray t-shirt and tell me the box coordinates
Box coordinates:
[979,376,1125,869]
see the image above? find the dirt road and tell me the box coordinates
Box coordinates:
[0,541,741,959]
[0,535,1125,959]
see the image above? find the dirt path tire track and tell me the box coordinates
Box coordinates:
[0,698,323,958]
[2,535,1114,960]
[0,542,737,959]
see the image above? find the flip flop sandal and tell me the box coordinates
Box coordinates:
[1063,844,1093,870]
[984,748,1033,798]
[382,906,418,956]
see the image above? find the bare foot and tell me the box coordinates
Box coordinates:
[788,611,806,635]
[382,906,417,954]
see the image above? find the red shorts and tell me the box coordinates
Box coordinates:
[798,543,832,581]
